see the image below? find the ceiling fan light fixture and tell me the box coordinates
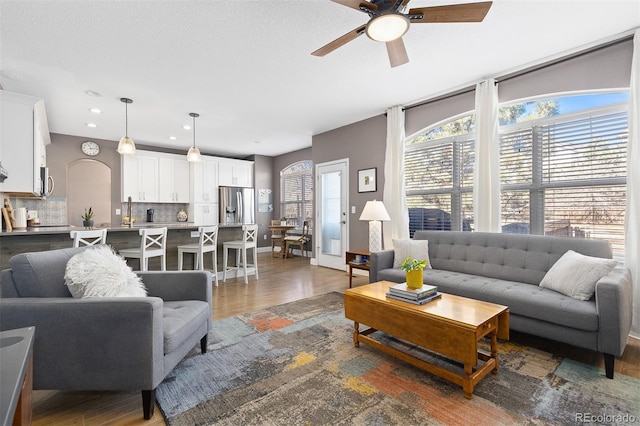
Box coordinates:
[117,97,136,155]
[366,14,409,42]
[187,112,201,162]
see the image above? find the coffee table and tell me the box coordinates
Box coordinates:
[344,281,509,399]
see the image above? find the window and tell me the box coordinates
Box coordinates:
[405,92,628,257]
[280,160,313,228]
[405,113,475,236]
[499,97,628,256]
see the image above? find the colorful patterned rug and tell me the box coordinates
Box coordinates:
[156,292,639,425]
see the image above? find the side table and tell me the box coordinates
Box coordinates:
[345,249,370,288]
[0,327,35,426]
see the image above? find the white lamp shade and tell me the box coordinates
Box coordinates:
[365,14,409,42]
[187,146,201,162]
[117,136,136,155]
[359,200,391,221]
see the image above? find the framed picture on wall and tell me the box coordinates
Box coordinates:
[358,167,377,193]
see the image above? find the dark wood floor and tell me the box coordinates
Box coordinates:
[30,253,640,425]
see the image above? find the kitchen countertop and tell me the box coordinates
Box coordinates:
[0,222,199,236]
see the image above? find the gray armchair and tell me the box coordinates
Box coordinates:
[0,246,212,420]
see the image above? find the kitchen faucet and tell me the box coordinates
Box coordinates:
[127,196,133,228]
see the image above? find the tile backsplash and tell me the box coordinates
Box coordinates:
[120,202,189,224]
[2,195,189,226]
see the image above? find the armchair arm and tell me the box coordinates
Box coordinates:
[595,265,633,356]
[0,297,165,391]
[138,271,212,304]
[369,250,395,283]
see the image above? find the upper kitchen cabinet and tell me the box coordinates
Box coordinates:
[158,153,190,203]
[191,156,218,202]
[218,158,253,187]
[121,151,158,202]
[0,90,51,197]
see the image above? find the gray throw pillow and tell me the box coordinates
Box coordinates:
[392,239,432,269]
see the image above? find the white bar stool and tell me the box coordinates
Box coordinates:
[70,229,107,247]
[119,227,167,271]
[223,224,259,284]
[177,225,219,286]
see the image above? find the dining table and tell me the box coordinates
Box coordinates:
[269,224,296,258]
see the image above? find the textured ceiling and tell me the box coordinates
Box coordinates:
[1,0,639,158]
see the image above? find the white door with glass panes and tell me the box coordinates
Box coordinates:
[316,159,348,270]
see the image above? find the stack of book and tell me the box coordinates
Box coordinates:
[386,283,441,305]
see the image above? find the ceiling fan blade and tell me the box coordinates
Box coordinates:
[386,37,409,68]
[330,0,377,12]
[409,1,492,23]
[312,25,366,57]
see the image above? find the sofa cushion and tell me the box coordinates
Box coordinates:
[423,269,599,332]
[392,239,432,269]
[375,266,598,332]
[64,246,147,298]
[9,246,89,297]
[163,300,211,354]
[539,250,617,301]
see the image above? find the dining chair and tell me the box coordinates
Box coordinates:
[284,221,310,260]
[70,229,107,247]
[270,219,283,257]
[223,224,259,284]
[119,227,167,271]
[177,225,219,286]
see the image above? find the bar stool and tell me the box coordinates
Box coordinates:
[223,224,258,284]
[70,229,107,247]
[177,225,219,286]
[119,227,167,271]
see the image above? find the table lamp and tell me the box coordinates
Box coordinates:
[359,200,391,252]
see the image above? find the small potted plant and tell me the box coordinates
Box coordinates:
[81,207,94,229]
[280,216,287,226]
[401,256,428,289]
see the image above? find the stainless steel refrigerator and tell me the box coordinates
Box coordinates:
[219,186,255,225]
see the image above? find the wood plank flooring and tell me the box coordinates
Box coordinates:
[30,253,640,425]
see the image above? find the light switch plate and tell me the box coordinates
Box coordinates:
[190,231,199,238]
[351,206,356,214]
[115,208,121,215]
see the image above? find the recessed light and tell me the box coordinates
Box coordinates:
[86,123,97,128]
[89,108,102,114]
[183,125,191,130]
[85,90,102,97]
[169,136,177,140]
[254,140,261,144]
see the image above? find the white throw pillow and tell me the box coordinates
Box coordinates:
[392,239,432,269]
[64,245,147,298]
[539,250,617,301]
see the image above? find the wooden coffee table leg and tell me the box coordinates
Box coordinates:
[491,332,499,374]
[463,364,473,399]
[353,322,360,347]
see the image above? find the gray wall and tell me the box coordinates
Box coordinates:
[248,154,274,248]
[311,114,387,251]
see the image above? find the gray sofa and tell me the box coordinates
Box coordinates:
[369,231,633,379]
[0,246,212,419]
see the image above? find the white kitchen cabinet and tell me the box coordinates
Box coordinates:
[121,151,158,202]
[190,203,218,226]
[0,90,50,196]
[158,154,190,203]
[218,159,253,187]
[190,157,218,203]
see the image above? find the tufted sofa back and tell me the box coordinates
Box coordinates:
[413,231,613,285]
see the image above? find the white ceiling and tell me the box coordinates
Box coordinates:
[1,1,639,158]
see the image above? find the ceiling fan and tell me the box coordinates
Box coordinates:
[312,0,492,67]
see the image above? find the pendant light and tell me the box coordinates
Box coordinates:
[187,112,201,162]
[117,97,136,155]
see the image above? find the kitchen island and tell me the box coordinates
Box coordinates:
[0,224,245,272]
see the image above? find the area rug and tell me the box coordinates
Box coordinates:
[156,292,640,425]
